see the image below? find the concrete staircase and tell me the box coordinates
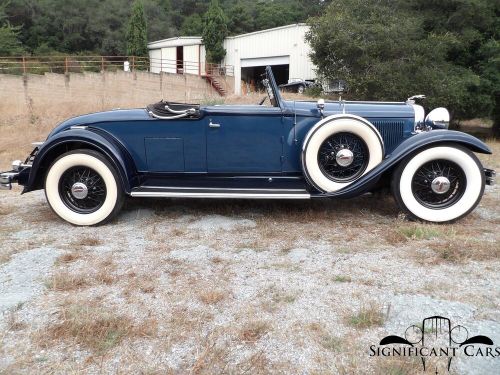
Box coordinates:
[204,74,227,96]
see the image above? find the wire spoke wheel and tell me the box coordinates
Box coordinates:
[58,166,107,213]
[317,132,369,182]
[411,159,466,209]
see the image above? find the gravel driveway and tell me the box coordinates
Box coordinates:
[0,146,498,374]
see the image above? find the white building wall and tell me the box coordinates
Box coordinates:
[200,45,207,76]
[183,45,199,75]
[149,48,162,73]
[222,24,314,94]
[161,47,177,74]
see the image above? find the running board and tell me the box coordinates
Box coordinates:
[130,186,311,199]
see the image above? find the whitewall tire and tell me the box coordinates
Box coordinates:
[392,145,485,223]
[302,116,384,192]
[44,149,124,226]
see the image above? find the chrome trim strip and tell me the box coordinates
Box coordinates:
[148,110,189,120]
[131,191,311,199]
[137,186,307,192]
[164,105,196,115]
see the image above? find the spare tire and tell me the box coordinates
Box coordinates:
[302,115,384,192]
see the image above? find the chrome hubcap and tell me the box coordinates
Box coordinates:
[71,182,88,200]
[430,176,451,194]
[336,149,354,167]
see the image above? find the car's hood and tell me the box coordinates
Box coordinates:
[48,109,150,138]
[286,100,414,119]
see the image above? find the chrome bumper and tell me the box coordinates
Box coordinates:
[0,171,19,190]
[485,168,495,186]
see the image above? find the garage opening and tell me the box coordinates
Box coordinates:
[240,56,290,94]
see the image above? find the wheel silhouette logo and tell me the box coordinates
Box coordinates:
[404,325,423,345]
[450,325,469,345]
[374,316,496,374]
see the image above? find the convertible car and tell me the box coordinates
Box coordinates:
[0,67,495,226]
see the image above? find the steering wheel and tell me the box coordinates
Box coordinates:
[258,96,267,105]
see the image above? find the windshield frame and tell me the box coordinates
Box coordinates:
[264,66,284,110]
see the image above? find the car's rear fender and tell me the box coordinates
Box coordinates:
[24,127,138,194]
[315,130,491,198]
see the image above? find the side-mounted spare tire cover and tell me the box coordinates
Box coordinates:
[302,115,384,192]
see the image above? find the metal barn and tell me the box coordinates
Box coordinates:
[147,24,316,95]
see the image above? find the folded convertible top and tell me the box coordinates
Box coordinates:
[147,100,200,119]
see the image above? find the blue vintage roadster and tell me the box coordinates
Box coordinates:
[0,67,495,225]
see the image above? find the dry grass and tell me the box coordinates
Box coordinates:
[198,289,227,305]
[189,331,271,375]
[0,202,14,216]
[385,223,444,244]
[347,303,386,329]
[70,235,102,248]
[46,272,88,291]
[239,321,270,343]
[5,311,28,332]
[424,237,499,264]
[56,252,81,264]
[373,356,425,375]
[42,303,157,354]
[47,256,116,291]
[333,275,352,283]
[307,323,343,352]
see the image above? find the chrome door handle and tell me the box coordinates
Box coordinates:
[209,121,221,128]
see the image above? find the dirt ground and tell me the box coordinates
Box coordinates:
[0,100,499,374]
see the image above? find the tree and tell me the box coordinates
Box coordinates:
[126,0,148,57]
[226,1,253,35]
[0,1,24,55]
[180,14,203,35]
[409,0,500,132]
[202,0,227,63]
[306,0,496,123]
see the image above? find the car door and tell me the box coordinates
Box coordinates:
[206,106,284,173]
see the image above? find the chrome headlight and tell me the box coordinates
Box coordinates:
[411,104,425,131]
[425,107,450,129]
[12,160,22,171]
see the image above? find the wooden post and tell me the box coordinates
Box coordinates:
[64,57,68,74]
[132,56,135,72]
[22,56,26,74]
[101,56,105,72]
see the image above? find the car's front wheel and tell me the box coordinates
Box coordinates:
[45,149,124,226]
[392,145,485,223]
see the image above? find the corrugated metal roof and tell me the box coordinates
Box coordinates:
[148,23,309,49]
[148,36,202,48]
[226,23,307,40]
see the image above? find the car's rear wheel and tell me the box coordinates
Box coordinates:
[45,149,124,226]
[302,117,384,192]
[392,145,485,223]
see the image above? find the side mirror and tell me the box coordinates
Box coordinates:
[425,107,450,129]
[317,98,325,111]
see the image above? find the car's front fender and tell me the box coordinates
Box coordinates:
[24,127,138,193]
[315,130,491,198]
